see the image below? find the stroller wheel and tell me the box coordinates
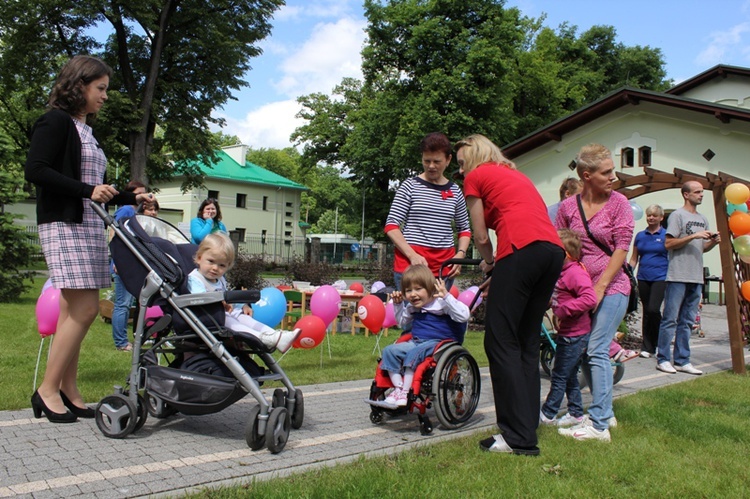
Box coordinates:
[145,391,178,418]
[133,393,148,432]
[271,388,286,409]
[96,394,137,439]
[540,344,554,376]
[578,360,625,389]
[245,405,266,450]
[290,388,304,430]
[265,406,290,454]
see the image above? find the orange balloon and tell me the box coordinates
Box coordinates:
[742,281,750,302]
[729,212,750,237]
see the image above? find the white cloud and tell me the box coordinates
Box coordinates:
[273,17,366,98]
[220,100,305,150]
[695,22,750,66]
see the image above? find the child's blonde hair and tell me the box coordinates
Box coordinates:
[557,228,582,261]
[195,233,235,269]
[401,264,437,295]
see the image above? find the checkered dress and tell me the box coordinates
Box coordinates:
[39,120,110,289]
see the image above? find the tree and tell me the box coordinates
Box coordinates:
[292,0,669,239]
[0,0,283,189]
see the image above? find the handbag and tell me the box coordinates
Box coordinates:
[575,195,639,314]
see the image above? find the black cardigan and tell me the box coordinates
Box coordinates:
[24,109,135,224]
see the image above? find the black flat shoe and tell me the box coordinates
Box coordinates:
[60,390,96,418]
[31,391,77,423]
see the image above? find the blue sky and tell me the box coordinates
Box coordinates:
[215,0,750,150]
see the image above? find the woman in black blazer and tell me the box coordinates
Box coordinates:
[25,55,153,423]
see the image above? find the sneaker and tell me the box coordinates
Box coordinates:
[657,361,677,374]
[479,434,540,455]
[276,328,302,353]
[539,410,557,425]
[383,387,407,407]
[615,350,638,362]
[675,363,703,375]
[608,416,618,428]
[639,351,652,358]
[558,423,611,442]
[557,413,584,427]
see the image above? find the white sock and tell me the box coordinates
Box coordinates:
[402,369,414,391]
[389,373,403,389]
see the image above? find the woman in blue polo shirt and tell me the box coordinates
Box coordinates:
[628,204,669,358]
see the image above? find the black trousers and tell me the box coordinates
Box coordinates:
[637,280,666,354]
[484,241,564,450]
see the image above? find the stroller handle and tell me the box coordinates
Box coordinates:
[90,201,115,225]
[438,258,482,280]
[226,290,261,304]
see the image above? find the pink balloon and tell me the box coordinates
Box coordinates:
[309,285,341,326]
[41,278,54,295]
[383,300,397,328]
[36,288,61,337]
[145,306,163,321]
[457,286,483,311]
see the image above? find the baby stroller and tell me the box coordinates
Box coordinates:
[366,259,483,435]
[539,312,625,388]
[91,203,301,453]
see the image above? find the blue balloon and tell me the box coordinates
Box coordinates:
[630,201,644,221]
[251,287,287,328]
[727,202,749,215]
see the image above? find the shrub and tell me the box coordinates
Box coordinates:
[284,255,341,285]
[361,258,395,289]
[226,251,269,290]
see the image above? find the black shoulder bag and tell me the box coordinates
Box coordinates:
[575,195,639,314]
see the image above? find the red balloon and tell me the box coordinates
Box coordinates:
[349,282,364,293]
[357,295,385,333]
[449,285,459,298]
[292,315,326,349]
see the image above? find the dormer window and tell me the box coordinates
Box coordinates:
[621,147,634,168]
[639,146,652,167]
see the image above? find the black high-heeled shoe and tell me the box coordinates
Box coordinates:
[31,391,77,423]
[59,391,95,418]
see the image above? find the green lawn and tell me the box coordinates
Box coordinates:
[0,278,488,410]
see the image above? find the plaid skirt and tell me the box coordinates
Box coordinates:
[39,219,110,289]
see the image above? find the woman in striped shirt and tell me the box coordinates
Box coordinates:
[384,132,471,291]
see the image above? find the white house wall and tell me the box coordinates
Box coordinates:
[677,74,750,110]
[514,101,750,279]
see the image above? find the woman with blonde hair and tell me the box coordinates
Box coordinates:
[456,134,564,455]
[555,143,634,443]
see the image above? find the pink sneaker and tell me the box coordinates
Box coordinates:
[383,387,408,407]
[613,349,639,363]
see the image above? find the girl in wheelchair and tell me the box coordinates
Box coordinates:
[373,265,470,408]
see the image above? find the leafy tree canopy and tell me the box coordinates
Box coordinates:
[0,0,283,191]
[293,0,670,239]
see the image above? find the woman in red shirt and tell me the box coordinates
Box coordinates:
[456,134,564,456]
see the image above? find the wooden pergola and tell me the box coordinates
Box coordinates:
[614,168,750,374]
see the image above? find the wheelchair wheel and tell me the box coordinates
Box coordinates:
[540,343,554,376]
[432,345,481,430]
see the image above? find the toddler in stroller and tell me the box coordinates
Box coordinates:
[91,203,303,453]
[366,260,482,435]
[187,233,300,353]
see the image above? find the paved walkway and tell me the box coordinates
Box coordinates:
[0,304,745,498]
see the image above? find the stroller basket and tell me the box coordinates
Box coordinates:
[145,365,247,416]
